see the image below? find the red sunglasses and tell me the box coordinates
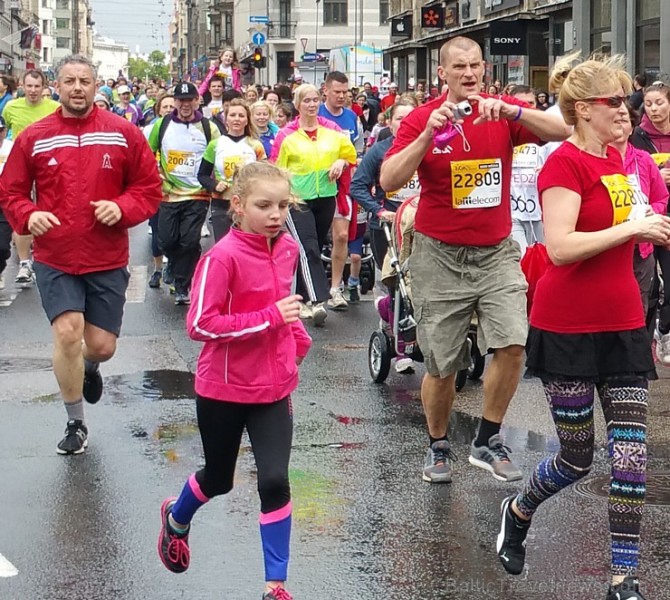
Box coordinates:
[584,95,626,108]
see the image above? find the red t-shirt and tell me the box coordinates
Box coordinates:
[531,142,644,333]
[384,93,539,246]
[380,93,397,112]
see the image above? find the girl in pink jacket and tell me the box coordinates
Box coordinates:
[198,47,242,95]
[157,162,311,600]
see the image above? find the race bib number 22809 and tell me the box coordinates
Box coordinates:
[451,159,503,209]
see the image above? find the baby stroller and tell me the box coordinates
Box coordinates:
[368,221,485,389]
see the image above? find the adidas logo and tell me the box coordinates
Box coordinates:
[48,157,58,166]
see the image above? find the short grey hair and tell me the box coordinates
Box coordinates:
[56,54,97,80]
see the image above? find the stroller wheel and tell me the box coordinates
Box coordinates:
[455,368,468,392]
[369,330,392,383]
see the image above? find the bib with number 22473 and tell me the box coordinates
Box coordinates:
[451,159,502,209]
[600,173,648,226]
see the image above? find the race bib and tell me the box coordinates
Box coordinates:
[166,150,197,177]
[223,155,243,179]
[651,153,670,168]
[356,203,367,225]
[386,173,420,203]
[512,144,540,170]
[510,171,541,221]
[451,159,502,209]
[601,173,648,226]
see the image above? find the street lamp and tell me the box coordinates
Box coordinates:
[314,0,321,84]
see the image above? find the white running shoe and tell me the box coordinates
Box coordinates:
[312,303,328,326]
[395,358,415,374]
[201,224,210,238]
[15,261,34,284]
[656,329,670,366]
[327,288,348,311]
[299,302,313,320]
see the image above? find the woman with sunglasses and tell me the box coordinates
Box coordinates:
[495,53,670,600]
[630,81,670,363]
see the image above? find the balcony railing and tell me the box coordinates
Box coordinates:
[267,21,297,40]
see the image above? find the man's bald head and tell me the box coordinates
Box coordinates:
[439,37,482,66]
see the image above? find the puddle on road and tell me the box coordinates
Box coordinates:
[0,356,53,373]
[105,369,195,402]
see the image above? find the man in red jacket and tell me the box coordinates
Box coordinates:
[0,54,162,455]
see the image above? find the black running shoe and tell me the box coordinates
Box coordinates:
[347,285,360,304]
[496,495,530,575]
[56,419,88,455]
[157,498,190,573]
[606,577,646,600]
[83,363,103,404]
[148,270,162,288]
[163,265,174,285]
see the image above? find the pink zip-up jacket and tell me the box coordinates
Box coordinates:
[186,227,312,403]
[623,143,669,259]
[198,64,242,95]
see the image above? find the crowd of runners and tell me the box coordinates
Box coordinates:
[1,35,669,599]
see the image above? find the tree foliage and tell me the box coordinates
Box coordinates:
[128,51,169,82]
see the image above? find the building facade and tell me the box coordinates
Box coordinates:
[92,34,128,81]
[52,0,93,65]
[169,0,390,85]
[0,0,43,78]
[385,0,670,91]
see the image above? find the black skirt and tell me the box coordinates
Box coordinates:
[526,326,657,381]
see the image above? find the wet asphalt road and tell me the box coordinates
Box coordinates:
[1,226,670,600]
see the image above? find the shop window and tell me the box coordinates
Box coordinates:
[591,0,611,29]
[379,0,389,24]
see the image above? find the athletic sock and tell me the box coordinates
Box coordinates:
[474,417,501,448]
[347,276,360,287]
[84,359,99,375]
[429,434,448,447]
[65,399,85,423]
[260,502,292,582]
[171,473,210,525]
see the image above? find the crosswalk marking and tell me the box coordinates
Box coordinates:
[0,552,18,577]
[126,265,148,304]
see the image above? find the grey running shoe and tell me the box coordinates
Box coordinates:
[655,329,670,366]
[174,292,191,306]
[56,419,88,455]
[312,303,327,326]
[15,261,34,284]
[469,434,523,482]
[422,440,457,483]
[327,288,348,311]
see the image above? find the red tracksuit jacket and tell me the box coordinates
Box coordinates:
[0,106,162,274]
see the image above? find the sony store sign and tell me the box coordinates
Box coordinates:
[482,0,521,15]
[489,20,527,55]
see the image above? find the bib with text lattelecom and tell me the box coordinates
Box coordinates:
[451,159,502,209]
[651,153,670,168]
[166,150,197,177]
[601,173,648,226]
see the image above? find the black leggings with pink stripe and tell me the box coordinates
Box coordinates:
[194,395,292,513]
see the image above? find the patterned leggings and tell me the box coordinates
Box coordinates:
[516,377,648,576]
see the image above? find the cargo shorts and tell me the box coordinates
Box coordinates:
[410,232,528,378]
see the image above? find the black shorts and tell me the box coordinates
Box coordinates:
[33,261,130,336]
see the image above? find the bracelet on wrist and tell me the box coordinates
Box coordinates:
[513,106,523,122]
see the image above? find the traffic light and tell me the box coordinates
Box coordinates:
[252,47,266,69]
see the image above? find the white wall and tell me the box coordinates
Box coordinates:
[92,40,129,80]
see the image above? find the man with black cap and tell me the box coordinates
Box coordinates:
[148,81,222,305]
[0,115,12,290]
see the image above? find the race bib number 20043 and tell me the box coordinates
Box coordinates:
[451,159,503,209]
